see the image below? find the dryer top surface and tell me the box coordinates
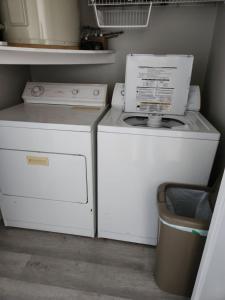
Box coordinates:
[0,103,107,132]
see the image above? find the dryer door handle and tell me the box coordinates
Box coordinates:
[26,156,49,167]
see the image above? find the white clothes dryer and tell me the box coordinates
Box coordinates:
[97,83,220,245]
[0,82,108,237]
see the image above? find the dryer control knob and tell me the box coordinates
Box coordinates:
[72,89,79,96]
[93,89,100,96]
[31,86,44,97]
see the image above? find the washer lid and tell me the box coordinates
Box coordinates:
[0,103,107,132]
[98,109,220,141]
[124,54,194,115]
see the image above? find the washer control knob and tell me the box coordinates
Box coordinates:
[31,86,44,97]
[93,89,100,96]
[121,90,125,97]
[72,89,79,96]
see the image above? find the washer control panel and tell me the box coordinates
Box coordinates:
[22,82,108,107]
[111,83,125,109]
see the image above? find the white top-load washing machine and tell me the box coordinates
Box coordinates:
[98,54,220,246]
[0,82,108,237]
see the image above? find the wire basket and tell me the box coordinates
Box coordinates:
[89,0,224,28]
[89,0,152,28]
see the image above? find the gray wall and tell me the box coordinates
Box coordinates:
[31,5,217,96]
[202,7,225,181]
[0,66,30,109]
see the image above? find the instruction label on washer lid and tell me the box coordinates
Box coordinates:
[136,66,176,112]
[124,54,194,115]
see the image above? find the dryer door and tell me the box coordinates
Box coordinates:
[0,150,88,204]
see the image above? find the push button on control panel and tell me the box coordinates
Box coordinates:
[93,89,100,96]
[31,86,45,97]
[72,89,79,96]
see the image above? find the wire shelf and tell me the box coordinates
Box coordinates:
[89,0,223,28]
[89,0,223,5]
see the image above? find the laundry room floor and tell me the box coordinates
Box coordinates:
[0,223,187,300]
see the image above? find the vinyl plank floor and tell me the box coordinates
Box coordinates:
[0,225,188,300]
[0,278,128,300]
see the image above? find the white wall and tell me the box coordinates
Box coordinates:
[192,8,225,299]
[202,6,225,180]
[0,66,30,109]
[192,170,225,300]
[31,5,217,95]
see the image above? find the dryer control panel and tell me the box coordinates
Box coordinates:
[22,82,108,107]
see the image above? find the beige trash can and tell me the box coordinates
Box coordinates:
[155,183,213,297]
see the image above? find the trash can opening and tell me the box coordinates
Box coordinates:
[166,187,212,221]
